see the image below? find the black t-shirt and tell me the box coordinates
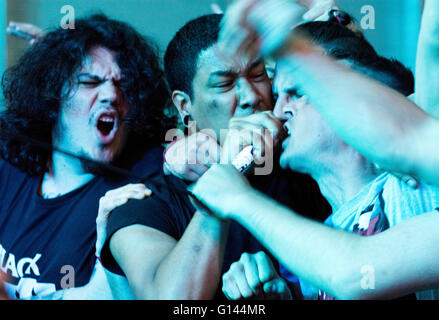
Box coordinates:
[102,174,195,268]
[101,156,330,299]
[0,147,164,299]
[101,173,273,300]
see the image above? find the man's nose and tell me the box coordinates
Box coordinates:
[274,94,297,120]
[99,80,119,105]
[236,78,260,112]
[274,94,287,119]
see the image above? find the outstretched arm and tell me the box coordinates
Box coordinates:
[218,0,439,186]
[192,164,439,299]
[275,51,439,186]
[414,0,439,117]
[232,191,439,300]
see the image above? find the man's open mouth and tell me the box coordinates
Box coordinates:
[283,121,292,137]
[281,121,292,150]
[95,111,119,145]
[97,115,116,136]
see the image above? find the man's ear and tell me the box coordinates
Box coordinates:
[172,90,192,123]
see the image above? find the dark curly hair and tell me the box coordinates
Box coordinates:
[1,14,176,176]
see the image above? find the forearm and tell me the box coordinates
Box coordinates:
[415,0,439,117]
[278,51,439,184]
[229,191,439,299]
[150,212,229,299]
[229,190,366,299]
[35,260,132,300]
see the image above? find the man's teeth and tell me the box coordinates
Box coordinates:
[100,116,114,122]
[97,115,116,136]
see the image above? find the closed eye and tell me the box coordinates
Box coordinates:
[250,72,267,82]
[286,88,303,100]
[211,80,235,92]
[215,81,234,88]
[79,81,101,85]
[77,73,104,87]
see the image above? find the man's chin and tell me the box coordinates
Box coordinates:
[80,148,121,175]
[80,157,109,175]
[280,153,303,173]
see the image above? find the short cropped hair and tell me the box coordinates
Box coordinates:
[164,14,222,98]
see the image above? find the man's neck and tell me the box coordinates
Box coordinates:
[312,152,379,212]
[40,151,95,199]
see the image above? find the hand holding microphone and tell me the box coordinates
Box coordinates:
[222,111,286,176]
[189,111,285,219]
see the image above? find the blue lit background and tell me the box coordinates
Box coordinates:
[0,0,423,100]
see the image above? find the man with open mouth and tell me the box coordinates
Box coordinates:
[0,14,173,299]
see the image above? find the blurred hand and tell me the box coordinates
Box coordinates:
[222,111,285,165]
[190,164,253,220]
[218,0,306,60]
[164,132,221,182]
[96,183,152,257]
[217,0,339,61]
[6,21,44,45]
[222,251,292,300]
[299,0,338,21]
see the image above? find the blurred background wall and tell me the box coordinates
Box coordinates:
[4,0,232,68]
[0,0,5,81]
[338,0,422,77]
[0,0,425,94]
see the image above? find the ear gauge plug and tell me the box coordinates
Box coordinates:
[182,113,192,128]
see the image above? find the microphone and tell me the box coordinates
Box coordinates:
[232,145,254,174]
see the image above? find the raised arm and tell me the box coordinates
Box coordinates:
[275,51,439,186]
[218,0,439,185]
[414,0,439,117]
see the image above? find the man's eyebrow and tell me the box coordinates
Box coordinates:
[209,70,237,78]
[208,59,265,80]
[77,73,102,80]
[249,59,265,70]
